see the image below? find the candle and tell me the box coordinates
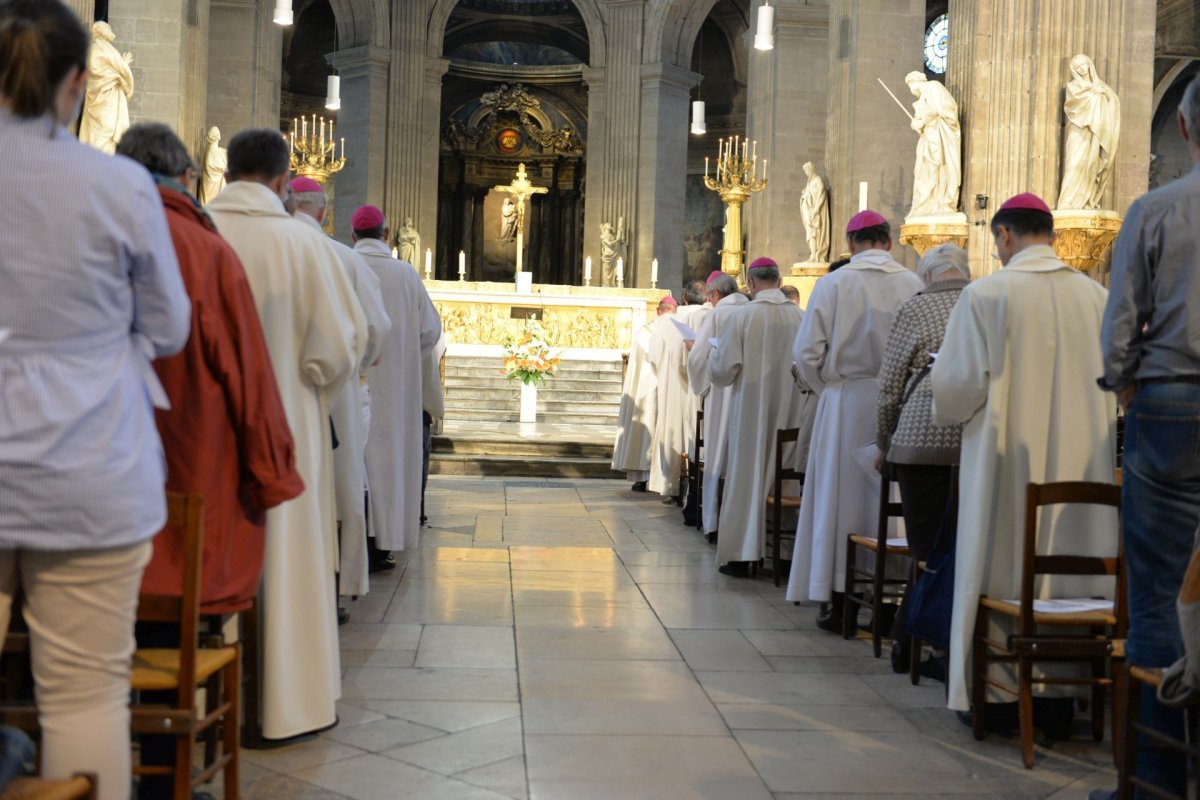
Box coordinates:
[616,257,624,284]
[763,159,768,181]
[458,250,466,280]
[301,115,306,139]
[651,258,659,285]
[704,157,709,179]
[584,256,592,284]
[858,181,868,211]
[424,248,432,279]
[752,140,757,163]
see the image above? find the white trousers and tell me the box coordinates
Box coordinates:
[0,542,151,800]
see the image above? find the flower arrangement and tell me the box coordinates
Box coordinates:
[501,320,561,386]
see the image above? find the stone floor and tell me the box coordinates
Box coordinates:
[227,476,1120,799]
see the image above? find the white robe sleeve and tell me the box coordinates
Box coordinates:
[416,280,442,357]
[687,313,715,399]
[349,251,391,368]
[794,280,830,394]
[709,316,744,388]
[303,237,369,396]
[930,287,988,427]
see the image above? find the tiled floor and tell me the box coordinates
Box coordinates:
[226,477,1121,799]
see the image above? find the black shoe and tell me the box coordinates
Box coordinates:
[866,603,898,635]
[815,593,859,635]
[420,515,429,526]
[957,703,1019,736]
[1033,696,1076,742]
[918,655,947,683]
[631,481,648,492]
[705,530,718,544]
[337,607,350,625]
[368,551,397,573]
[890,641,911,674]
[718,561,752,578]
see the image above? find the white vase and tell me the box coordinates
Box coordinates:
[519,381,537,423]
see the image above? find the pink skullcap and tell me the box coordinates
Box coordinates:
[288,177,323,194]
[705,270,725,285]
[747,257,778,270]
[846,210,888,232]
[351,204,386,230]
[660,295,678,306]
[999,192,1052,215]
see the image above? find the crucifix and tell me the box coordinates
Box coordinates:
[493,162,548,274]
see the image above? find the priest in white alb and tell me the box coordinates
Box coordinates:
[353,205,443,556]
[930,193,1116,724]
[649,284,710,502]
[289,177,391,602]
[710,258,806,577]
[206,129,369,742]
[612,298,675,490]
[786,210,923,632]
[686,272,748,539]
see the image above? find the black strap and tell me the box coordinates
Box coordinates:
[899,362,933,409]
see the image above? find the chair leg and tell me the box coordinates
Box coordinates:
[772,499,782,588]
[909,634,922,686]
[173,730,192,800]
[223,652,241,800]
[972,608,988,742]
[871,549,885,658]
[842,540,857,640]
[1018,656,1035,769]
[1118,662,1138,800]
[240,604,261,747]
[1091,653,1106,743]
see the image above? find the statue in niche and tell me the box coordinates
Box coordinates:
[905,71,962,219]
[599,218,627,287]
[397,217,421,265]
[499,198,518,241]
[79,22,134,155]
[1057,54,1121,210]
[800,162,830,263]
[199,127,226,205]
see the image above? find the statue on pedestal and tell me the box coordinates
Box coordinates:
[800,162,830,263]
[499,197,518,241]
[79,22,134,155]
[905,71,961,219]
[199,127,226,205]
[397,217,421,265]
[600,218,627,288]
[1057,54,1120,210]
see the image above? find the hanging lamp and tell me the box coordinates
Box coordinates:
[325,75,341,110]
[754,2,775,51]
[273,0,293,25]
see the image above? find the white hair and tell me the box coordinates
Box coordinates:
[708,274,739,297]
[292,191,327,211]
[917,243,970,282]
[1181,74,1200,141]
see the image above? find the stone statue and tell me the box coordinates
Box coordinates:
[397,217,420,265]
[599,218,627,287]
[905,71,962,219]
[78,22,134,155]
[199,127,226,205]
[1057,54,1121,210]
[800,162,830,263]
[499,197,518,241]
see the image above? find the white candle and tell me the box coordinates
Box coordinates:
[704,157,709,179]
[763,159,768,181]
[584,256,592,283]
[458,250,466,279]
[858,181,868,212]
[616,257,624,284]
[651,258,659,285]
[424,248,432,279]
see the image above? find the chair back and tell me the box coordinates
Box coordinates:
[874,473,904,545]
[774,428,804,483]
[1019,481,1124,637]
[138,492,204,709]
[694,410,704,464]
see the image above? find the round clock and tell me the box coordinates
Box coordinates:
[924,13,948,75]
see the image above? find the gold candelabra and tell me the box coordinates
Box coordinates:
[288,113,346,184]
[703,134,767,281]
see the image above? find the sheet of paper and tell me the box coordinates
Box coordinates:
[708,338,720,348]
[1001,598,1114,615]
[669,317,697,341]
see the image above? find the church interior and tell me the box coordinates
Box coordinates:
[2,0,1200,799]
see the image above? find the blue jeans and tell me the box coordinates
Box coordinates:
[1123,381,1200,796]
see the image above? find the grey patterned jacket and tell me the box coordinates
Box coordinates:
[876,279,969,465]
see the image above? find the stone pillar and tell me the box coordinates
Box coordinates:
[384,3,448,260]
[948,0,1155,276]
[329,45,391,241]
[582,0,643,283]
[824,0,925,265]
[745,1,829,268]
[635,63,698,290]
[65,0,94,24]
[108,0,209,155]
[207,0,282,138]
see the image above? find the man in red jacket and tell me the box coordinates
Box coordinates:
[117,123,304,797]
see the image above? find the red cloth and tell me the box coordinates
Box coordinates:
[143,186,305,614]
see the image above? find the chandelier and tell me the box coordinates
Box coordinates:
[288,113,346,184]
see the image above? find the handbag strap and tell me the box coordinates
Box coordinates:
[899,362,933,409]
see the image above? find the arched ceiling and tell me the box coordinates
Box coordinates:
[444,0,590,65]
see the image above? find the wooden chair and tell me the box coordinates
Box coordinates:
[843,474,909,656]
[131,492,240,800]
[971,481,1125,769]
[691,410,704,533]
[765,428,804,587]
[1116,665,1200,800]
[0,774,95,800]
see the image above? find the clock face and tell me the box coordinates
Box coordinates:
[924,13,948,75]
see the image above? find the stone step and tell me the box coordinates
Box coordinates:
[443,387,624,404]
[443,367,624,383]
[442,378,624,395]
[432,435,612,459]
[442,409,620,427]
[448,356,621,371]
[430,453,623,479]
[444,401,621,418]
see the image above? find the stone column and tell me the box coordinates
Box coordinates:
[108,0,210,155]
[207,0,282,138]
[745,1,829,268]
[329,45,391,241]
[635,62,698,290]
[384,2,448,260]
[582,0,643,282]
[824,0,926,265]
[948,0,1155,276]
[65,0,94,24]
